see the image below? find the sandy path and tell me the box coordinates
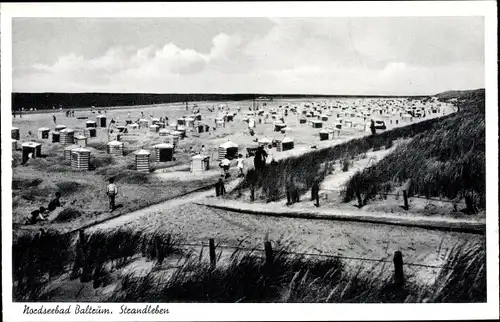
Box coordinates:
[88,179,241,232]
[196,198,485,233]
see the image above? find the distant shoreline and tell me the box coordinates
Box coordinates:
[11,92,433,113]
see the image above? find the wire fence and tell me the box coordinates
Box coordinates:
[320,187,461,204]
[169,240,451,270]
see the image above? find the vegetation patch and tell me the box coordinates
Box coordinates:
[53,208,84,223]
[342,92,485,210]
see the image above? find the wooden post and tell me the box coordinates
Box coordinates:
[92,259,103,289]
[78,230,92,283]
[71,230,84,280]
[141,237,148,258]
[403,190,409,210]
[356,190,363,208]
[465,193,477,214]
[293,188,300,203]
[215,181,220,197]
[155,235,164,265]
[264,241,273,267]
[209,238,216,269]
[393,251,404,286]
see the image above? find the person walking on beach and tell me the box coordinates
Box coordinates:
[106,178,118,212]
[219,157,231,178]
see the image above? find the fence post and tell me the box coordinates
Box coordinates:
[141,237,148,258]
[403,190,409,210]
[92,258,103,289]
[393,251,404,286]
[155,235,164,265]
[78,229,93,283]
[356,190,363,208]
[264,241,273,267]
[71,229,85,280]
[209,238,216,269]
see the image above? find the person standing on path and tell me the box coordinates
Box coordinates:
[236,154,245,177]
[106,178,118,212]
[254,145,268,172]
[53,115,57,124]
[215,175,226,197]
[370,119,376,135]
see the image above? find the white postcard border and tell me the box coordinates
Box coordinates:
[1,1,498,321]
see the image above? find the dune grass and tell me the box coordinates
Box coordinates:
[13,227,486,303]
[235,113,451,202]
[12,229,75,301]
[12,228,183,301]
[108,239,485,303]
[342,92,485,210]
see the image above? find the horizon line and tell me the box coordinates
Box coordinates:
[11,88,485,97]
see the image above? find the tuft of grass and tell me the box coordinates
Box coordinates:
[415,241,486,303]
[87,142,108,151]
[13,228,485,304]
[341,159,350,172]
[90,155,114,170]
[12,178,43,190]
[113,171,149,184]
[52,208,84,223]
[12,230,75,301]
[108,239,485,303]
[56,181,82,194]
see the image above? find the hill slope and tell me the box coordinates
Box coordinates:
[344,89,485,210]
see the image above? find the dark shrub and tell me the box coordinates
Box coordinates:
[53,207,84,222]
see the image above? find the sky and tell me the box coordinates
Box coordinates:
[12,17,484,95]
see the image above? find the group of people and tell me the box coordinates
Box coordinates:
[188,144,206,156]
[218,153,248,178]
[13,108,24,118]
[27,178,118,225]
[217,145,269,180]
[26,192,62,225]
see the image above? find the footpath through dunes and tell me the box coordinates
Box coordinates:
[195,198,485,234]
